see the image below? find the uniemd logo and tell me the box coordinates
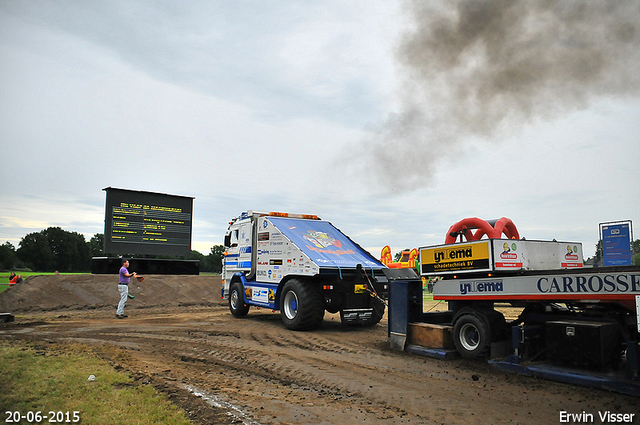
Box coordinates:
[460,280,504,295]
[421,241,490,273]
[434,247,473,263]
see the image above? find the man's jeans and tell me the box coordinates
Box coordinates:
[117,284,128,315]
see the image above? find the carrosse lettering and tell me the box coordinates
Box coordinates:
[537,274,640,293]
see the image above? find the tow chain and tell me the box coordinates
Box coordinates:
[363,269,388,307]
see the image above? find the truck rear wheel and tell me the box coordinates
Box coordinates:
[453,313,490,359]
[280,279,324,330]
[229,283,250,317]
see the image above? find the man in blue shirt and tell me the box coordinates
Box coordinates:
[117,259,137,318]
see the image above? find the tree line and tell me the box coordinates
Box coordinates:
[0,227,224,273]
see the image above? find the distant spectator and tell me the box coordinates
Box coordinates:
[9,272,17,286]
[15,275,23,284]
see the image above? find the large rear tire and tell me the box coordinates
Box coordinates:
[280,279,325,330]
[229,283,250,317]
[453,313,491,359]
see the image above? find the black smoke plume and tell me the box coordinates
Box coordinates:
[358,0,640,192]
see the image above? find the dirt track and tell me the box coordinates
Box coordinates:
[1,275,638,424]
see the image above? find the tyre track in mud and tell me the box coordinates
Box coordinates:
[1,306,638,425]
[158,312,412,420]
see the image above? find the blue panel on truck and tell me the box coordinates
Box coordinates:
[268,217,384,269]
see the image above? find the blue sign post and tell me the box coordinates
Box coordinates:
[600,221,633,266]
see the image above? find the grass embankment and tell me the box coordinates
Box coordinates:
[0,341,192,425]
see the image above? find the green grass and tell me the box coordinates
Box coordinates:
[0,341,192,425]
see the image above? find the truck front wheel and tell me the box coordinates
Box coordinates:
[453,313,490,359]
[280,279,324,330]
[229,283,250,317]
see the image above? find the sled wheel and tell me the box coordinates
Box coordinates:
[280,279,324,330]
[453,313,491,359]
[229,283,250,317]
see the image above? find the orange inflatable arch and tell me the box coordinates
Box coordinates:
[444,217,520,244]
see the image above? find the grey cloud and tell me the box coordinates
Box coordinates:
[0,1,383,126]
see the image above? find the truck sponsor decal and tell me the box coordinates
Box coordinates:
[460,280,504,295]
[561,245,583,268]
[306,246,356,256]
[267,217,385,268]
[252,287,269,303]
[495,242,523,268]
[304,230,341,248]
[241,283,278,308]
[421,242,490,273]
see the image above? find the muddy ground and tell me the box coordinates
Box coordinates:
[0,275,638,424]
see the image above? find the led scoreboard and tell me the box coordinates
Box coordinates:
[103,187,194,256]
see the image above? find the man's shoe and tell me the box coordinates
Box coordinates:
[128,294,135,299]
[116,314,128,319]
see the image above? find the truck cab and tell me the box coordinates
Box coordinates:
[222,211,256,290]
[222,211,389,330]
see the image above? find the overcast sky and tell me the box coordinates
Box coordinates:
[1,1,639,260]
